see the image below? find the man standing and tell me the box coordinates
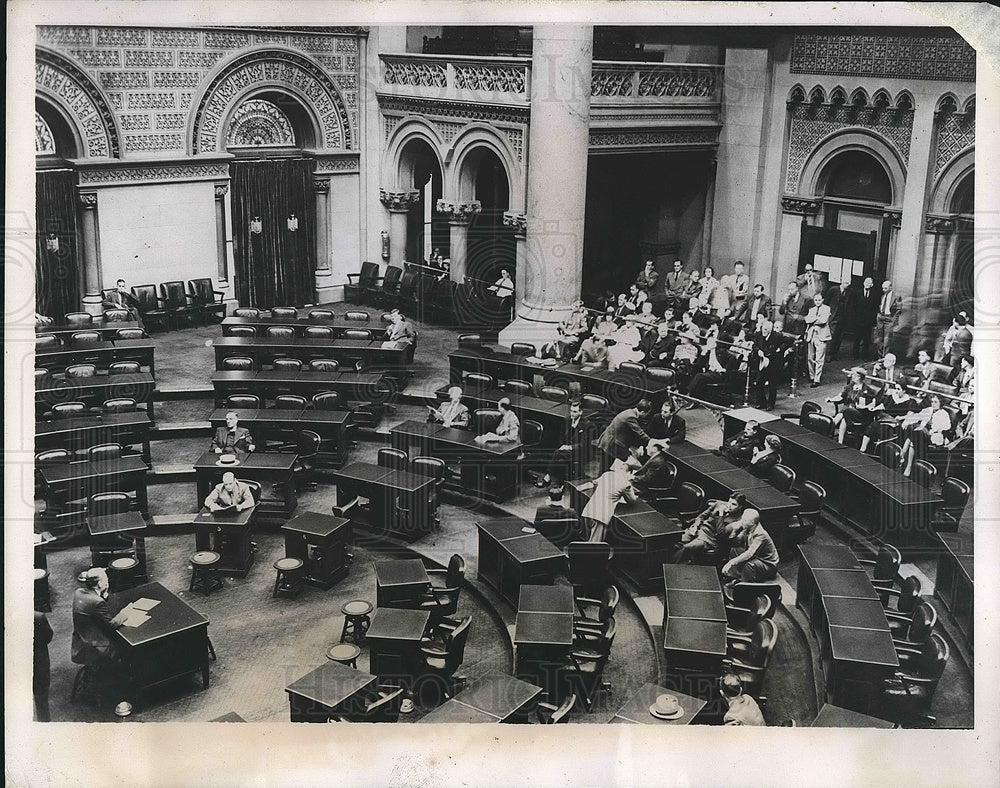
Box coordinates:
[750,320,783,410]
[796,262,823,299]
[722,261,750,315]
[596,399,654,472]
[580,463,637,542]
[211,412,256,455]
[778,281,809,337]
[664,260,689,311]
[738,283,771,329]
[536,399,594,489]
[826,282,845,360]
[849,276,880,359]
[804,292,832,387]
[635,260,660,301]
[873,280,902,357]
[943,313,973,370]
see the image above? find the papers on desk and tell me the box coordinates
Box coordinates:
[116,600,158,627]
[381,340,403,349]
[131,598,160,612]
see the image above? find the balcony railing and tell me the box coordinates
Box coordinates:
[380,54,531,104]
[590,61,723,102]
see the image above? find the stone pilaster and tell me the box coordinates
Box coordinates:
[78,191,103,317]
[380,188,420,267]
[436,199,481,283]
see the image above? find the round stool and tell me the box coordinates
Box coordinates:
[340,599,373,644]
[189,551,223,596]
[108,556,140,594]
[326,642,361,668]
[273,557,305,599]
[34,568,51,612]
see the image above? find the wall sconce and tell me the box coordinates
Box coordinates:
[381,229,390,260]
[287,215,299,232]
[249,216,263,235]
[45,233,59,253]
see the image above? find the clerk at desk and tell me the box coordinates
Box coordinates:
[205,472,255,512]
[211,412,256,455]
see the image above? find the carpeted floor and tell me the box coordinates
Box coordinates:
[35,310,973,727]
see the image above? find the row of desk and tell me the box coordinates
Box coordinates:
[37,320,143,340]
[333,462,438,542]
[36,411,152,463]
[477,520,567,607]
[208,408,353,466]
[662,565,728,700]
[222,315,391,339]
[211,370,390,408]
[36,338,157,377]
[36,372,156,416]
[213,336,411,371]
[449,347,672,409]
[724,408,943,548]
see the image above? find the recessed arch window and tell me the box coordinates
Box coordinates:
[35,112,56,155]
[822,149,892,205]
[226,98,297,148]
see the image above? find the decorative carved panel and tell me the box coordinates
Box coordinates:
[436,199,482,225]
[99,71,148,90]
[95,28,147,47]
[38,26,94,46]
[453,63,525,94]
[35,112,56,154]
[226,98,296,146]
[791,33,975,82]
[78,161,230,185]
[379,188,420,212]
[203,31,251,49]
[152,71,203,88]
[125,49,174,68]
[934,112,974,177]
[378,95,528,127]
[127,92,176,109]
[315,154,360,173]
[178,51,224,69]
[155,112,188,130]
[69,49,121,67]
[124,133,186,151]
[784,103,914,193]
[591,69,633,97]
[780,196,822,215]
[151,30,200,48]
[383,58,447,88]
[589,128,719,149]
[120,113,151,131]
[36,49,120,158]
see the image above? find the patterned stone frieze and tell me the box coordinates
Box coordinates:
[791,33,975,82]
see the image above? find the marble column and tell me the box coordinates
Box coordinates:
[701,156,717,271]
[213,183,235,313]
[313,177,335,304]
[500,25,593,350]
[78,191,103,317]
[503,210,528,312]
[380,188,420,268]
[436,199,481,283]
[894,99,937,298]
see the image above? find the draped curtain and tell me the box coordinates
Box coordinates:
[35,169,80,319]
[231,159,316,308]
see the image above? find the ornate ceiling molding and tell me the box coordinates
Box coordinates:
[588,127,719,152]
[378,94,529,127]
[77,159,231,186]
[791,33,975,82]
[314,153,360,173]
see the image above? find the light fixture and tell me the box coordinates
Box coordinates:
[45,233,59,253]
[287,214,299,232]
[381,229,390,260]
[249,216,262,235]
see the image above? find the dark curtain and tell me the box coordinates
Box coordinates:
[35,169,80,319]
[231,159,316,308]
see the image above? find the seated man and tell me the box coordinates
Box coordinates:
[673,495,743,565]
[720,673,766,726]
[385,308,416,345]
[645,399,686,445]
[630,441,672,497]
[428,385,470,429]
[204,471,255,513]
[685,332,741,404]
[536,399,595,489]
[722,509,779,585]
[580,463,637,543]
[103,277,142,321]
[475,397,520,444]
[720,419,762,466]
[607,321,644,371]
[574,309,617,366]
[534,486,569,527]
[211,412,256,455]
[548,301,590,360]
[748,434,782,479]
[639,320,677,368]
[72,568,127,671]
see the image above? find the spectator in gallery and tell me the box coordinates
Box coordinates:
[847,276,880,359]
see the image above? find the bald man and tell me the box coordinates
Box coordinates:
[722,510,779,584]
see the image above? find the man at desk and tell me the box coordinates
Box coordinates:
[104,277,142,321]
[72,568,127,670]
[428,385,471,429]
[386,309,417,345]
[596,399,654,472]
[205,472,255,512]
[645,399,687,444]
[475,397,520,444]
[720,419,762,466]
[722,510,779,585]
[211,412,256,455]
[581,463,638,542]
[488,268,515,300]
[536,399,594,489]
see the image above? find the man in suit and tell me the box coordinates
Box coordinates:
[631,440,672,496]
[72,568,125,669]
[848,276,880,359]
[872,279,903,357]
[943,313,973,370]
[826,282,845,360]
[103,277,141,320]
[536,400,595,488]
[686,331,742,403]
[804,292,832,387]
[639,320,677,367]
[868,352,903,387]
[645,399,687,444]
[722,260,750,315]
[210,412,256,455]
[722,509,779,584]
[737,283,772,329]
[796,262,824,299]
[750,320,783,410]
[635,260,661,299]
[777,280,809,337]
[664,259,689,311]
[476,397,520,444]
[205,472,255,512]
[580,463,638,542]
[428,386,470,429]
[596,399,654,472]
[534,486,570,527]
[721,419,762,465]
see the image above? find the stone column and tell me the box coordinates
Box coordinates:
[436,199,482,283]
[380,188,419,268]
[500,24,593,350]
[503,211,528,312]
[313,177,335,304]
[701,156,717,270]
[775,196,821,295]
[78,191,103,317]
[893,98,937,298]
[924,214,957,296]
[212,183,235,312]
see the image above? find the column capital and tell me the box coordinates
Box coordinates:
[214,183,229,199]
[79,192,98,209]
[780,195,821,216]
[502,210,528,236]
[437,199,482,226]
[312,177,331,194]
[380,188,420,212]
[882,208,902,229]
[925,214,956,235]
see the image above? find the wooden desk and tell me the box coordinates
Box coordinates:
[35,372,156,417]
[476,520,566,607]
[223,315,390,340]
[193,451,297,516]
[612,682,707,725]
[811,702,896,728]
[36,412,152,463]
[35,339,156,378]
[285,661,377,722]
[333,462,437,540]
[111,582,210,710]
[211,369,390,408]
[209,408,353,466]
[391,419,522,502]
[213,336,410,370]
[38,320,142,340]
[935,532,973,647]
[366,607,430,686]
[282,511,352,589]
[374,558,431,608]
[514,584,576,697]
[418,674,543,723]
[192,506,257,576]
[39,456,149,512]
[797,544,898,717]
[87,511,149,580]
[662,565,727,699]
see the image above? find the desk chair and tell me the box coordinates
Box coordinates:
[377,447,409,471]
[473,409,501,435]
[65,363,97,379]
[563,644,612,713]
[803,411,835,437]
[271,307,298,319]
[274,394,308,409]
[536,694,576,724]
[309,358,339,373]
[64,312,92,326]
[411,456,446,524]
[290,431,322,491]
[724,594,775,638]
[503,379,532,396]
[768,463,796,494]
[233,307,260,318]
[656,482,705,524]
[890,600,937,650]
[345,262,379,304]
[116,328,148,340]
[465,372,496,389]
[540,386,569,404]
[878,441,903,470]
[419,554,465,625]
[878,575,922,618]
[51,402,88,419]
[304,326,334,339]
[37,334,61,350]
[574,584,619,632]
[722,618,778,698]
[567,541,613,597]
[273,357,303,372]
[618,362,647,376]
[225,394,261,409]
[343,328,373,340]
[88,492,138,566]
[222,356,255,371]
[312,391,343,410]
[70,331,101,345]
[457,333,482,349]
[161,281,199,328]
[88,443,122,462]
[188,278,227,325]
[344,310,371,322]
[785,481,825,550]
[881,633,949,727]
[419,615,472,702]
[859,544,901,589]
[131,285,170,332]
[510,342,536,357]
[728,581,782,611]
[930,477,970,533]
[108,361,141,376]
[535,516,585,549]
[308,309,335,321]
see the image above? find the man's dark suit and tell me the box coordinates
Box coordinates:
[751,329,784,409]
[546,414,596,485]
[687,349,742,402]
[104,288,141,320]
[640,333,676,367]
[848,283,880,359]
[71,587,121,665]
[597,408,652,469]
[210,425,254,454]
[632,452,672,495]
[722,430,762,465]
[737,294,772,328]
[778,291,810,336]
[645,412,687,444]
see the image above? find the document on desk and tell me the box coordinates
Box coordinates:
[131,598,161,611]
[118,605,152,628]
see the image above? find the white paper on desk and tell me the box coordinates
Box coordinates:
[381,340,400,349]
[131,598,160,611]
[119,607,151,627]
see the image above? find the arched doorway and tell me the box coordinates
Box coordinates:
[466,148,514,286]
[950,171,974,317]
[397,138,445,264]
[227,93,318,308]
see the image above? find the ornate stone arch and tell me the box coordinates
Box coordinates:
[35,46,121,159]
[929,147,974,214]
[798,129,906,203]
[190,47,353,155]
[446,124,524,209]
[383,116,446,190]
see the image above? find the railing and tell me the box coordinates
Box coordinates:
[380,53,530,98]
[590,61,722,101]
